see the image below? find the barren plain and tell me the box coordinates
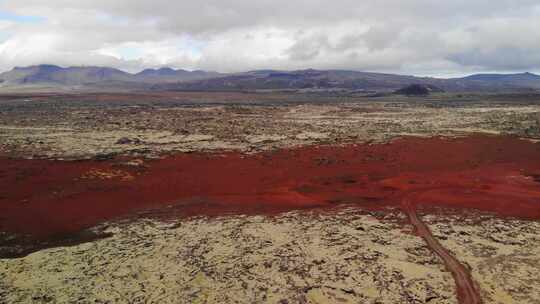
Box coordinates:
[1,92,540,304]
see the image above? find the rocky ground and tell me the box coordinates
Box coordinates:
[2,209,538,304]
[0,92,539,303]
[0,92,539,159]
[425,212,540,304]
[1,209,459,304]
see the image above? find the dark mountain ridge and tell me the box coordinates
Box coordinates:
[461,72,540,81]
[1,64,539,92]
[134,67,221,83]
[0,65,220,87]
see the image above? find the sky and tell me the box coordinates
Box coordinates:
[0,1,540,77]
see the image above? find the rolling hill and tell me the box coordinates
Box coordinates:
[152,69,540,92]
[0,65,221,90]
[1,65,539,93]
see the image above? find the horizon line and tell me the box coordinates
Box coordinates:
[2,64,540,80]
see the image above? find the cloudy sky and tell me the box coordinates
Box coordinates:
[0,0,540,76]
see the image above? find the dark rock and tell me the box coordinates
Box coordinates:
[394,84,444,96]
[93,153,117,161]
[116,137,141,145]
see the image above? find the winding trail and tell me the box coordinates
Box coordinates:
[402,198,483,304]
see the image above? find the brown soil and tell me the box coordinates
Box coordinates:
[403,199,483,304]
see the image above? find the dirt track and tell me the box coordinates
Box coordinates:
[403,198,482,304]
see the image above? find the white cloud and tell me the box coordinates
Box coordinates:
[0,0,539,76]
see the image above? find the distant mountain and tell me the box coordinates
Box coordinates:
[155,69,540,92]
[1,65,540,92]
[134,68,221,83]
[453,72,540,90]
[0,65,133,86]
[154,69,430,91]
[461,72,540,82]
[136,67,179,78]
[0,65,221,88]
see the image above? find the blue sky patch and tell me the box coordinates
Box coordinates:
[0,11,45,23]
[118,47,143,60]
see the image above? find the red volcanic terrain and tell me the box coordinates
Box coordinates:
[1,133,540,304]
[1,135,539,239]
[3,94,540,303]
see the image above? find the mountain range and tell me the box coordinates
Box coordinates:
[1,64,540,93]
[0,65,220,89]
